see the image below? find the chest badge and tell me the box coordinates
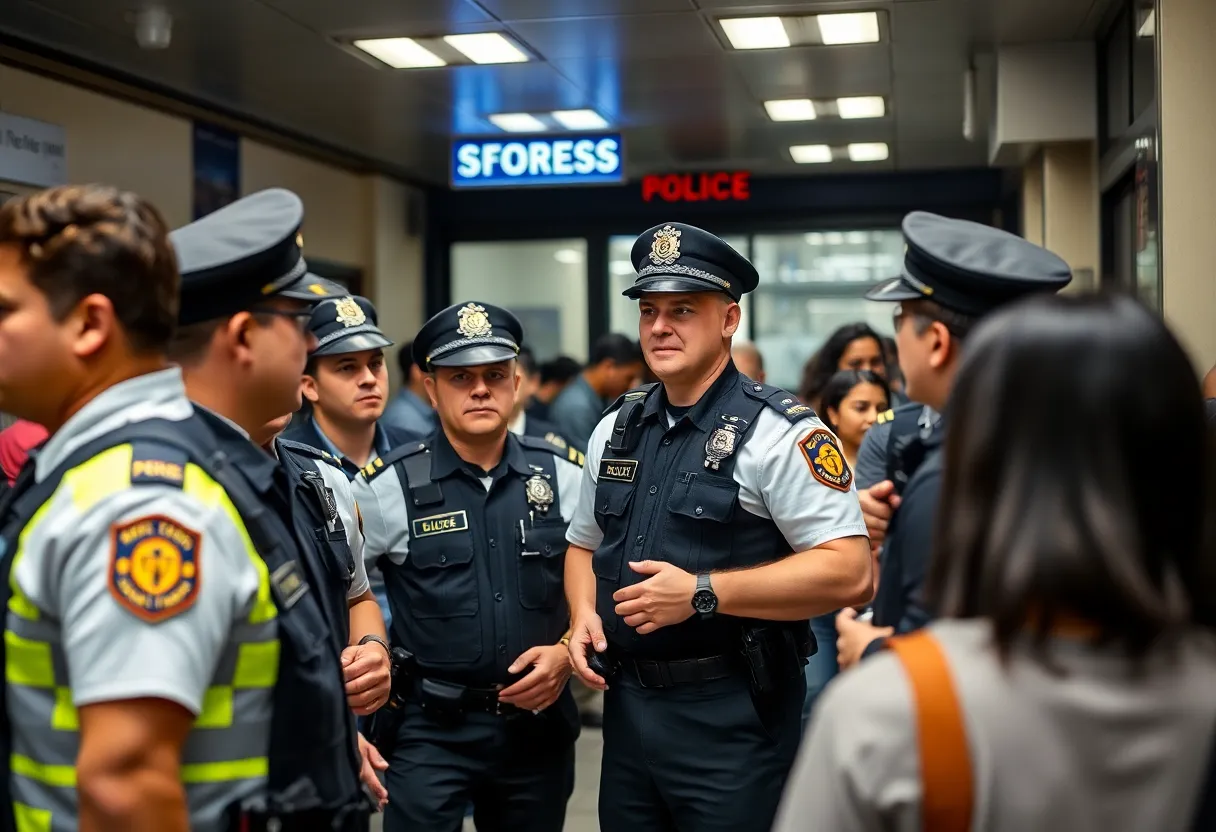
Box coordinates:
[525,474,555,513]
[704,423,741,471]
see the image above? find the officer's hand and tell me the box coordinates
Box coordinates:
[498,645,573,712]
[341,643,392,715]
[569,614,609,691]
[357,734,389,811]
[835,608,892,671]
[613,561,696,635]
[860,481,902,556]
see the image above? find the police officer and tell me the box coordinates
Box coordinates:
[511,346,585,456]
[355,301,585,832]
[564,222,873,832]
[853,401,941,492]
[167,189,393,815]
[834,211,1071,669]
[0,184,359,831]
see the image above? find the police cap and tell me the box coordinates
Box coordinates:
[309,295,394,358]
[172,188,345,325]
[866,211,1072,316]
[624,222,758,302]
[412,301,522,371]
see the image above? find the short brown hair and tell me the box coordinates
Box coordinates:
[0,184,179,353]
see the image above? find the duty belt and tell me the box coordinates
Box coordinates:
[620,653,738,689]
[412,676,522,719]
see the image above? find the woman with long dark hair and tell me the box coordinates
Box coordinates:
[797,322,885,411]
[776,293,1216,831]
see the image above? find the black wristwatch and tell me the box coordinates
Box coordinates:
[691,573,718,619]
[358,633,392,659]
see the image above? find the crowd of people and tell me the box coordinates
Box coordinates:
[0,181,1212,832]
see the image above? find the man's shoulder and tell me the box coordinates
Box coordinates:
[360,439,429,481]
[277,437,344,470]
[517,433,586,467]
[602,383,659,417]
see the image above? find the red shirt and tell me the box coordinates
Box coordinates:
[0,420,49,485]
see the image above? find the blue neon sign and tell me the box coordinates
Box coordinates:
[451,133,624,188]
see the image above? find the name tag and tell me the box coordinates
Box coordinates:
[599,458,638,483]
[412,510,469,538]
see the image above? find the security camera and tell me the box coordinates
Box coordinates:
[134,6,172,50]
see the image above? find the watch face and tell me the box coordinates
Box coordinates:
[692,589,717,614]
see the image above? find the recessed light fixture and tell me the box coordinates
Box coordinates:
[489,113,547,132]
[444,32,529,64]
[353,37,446,68]
[551,109,609,130]
[720,17,790,50]
[764,99,817,122]
[817,12,881,45]
[790,144,833,164]
[554,248,584,265]
[847,142,889,162]
[837,96,886,119]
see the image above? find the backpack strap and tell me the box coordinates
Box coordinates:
[887,630,973,832]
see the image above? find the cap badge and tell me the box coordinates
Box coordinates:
[296,232,304,250]
[457,303,493,339]
[650,225,682,266]
[334,296,366,328]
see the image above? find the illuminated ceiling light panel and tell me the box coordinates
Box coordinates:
[353,37,446,68]
[816,12,881,45]
[489,113,547,132]
[551,109,609,130]
[836,96,886,119]
[790,144,833,164]
[764,99,817,121]
[444,32,529,64]
[847,142,890,162]
[720,17,791,50]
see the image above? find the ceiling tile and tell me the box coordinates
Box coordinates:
[732,45,893,99]
[255,0,493,37]
[506,12,721,60]
[482,0,695,20]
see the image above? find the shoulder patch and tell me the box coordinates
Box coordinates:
[129,440,188,488]
[277,438,343,469]
[568,445,585,467]
[604,382,659,416]
[542,431,567,450]
[108,515,201,623]
[875,408,895,425]
[742,382,818,423]
[797,428,853,493]
[361,440,429,481]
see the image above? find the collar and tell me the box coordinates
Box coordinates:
[508,410,526,436]
[192,405,280,493]
[642,362,741,432]
[429,427,533,482]
[35,367,194,482]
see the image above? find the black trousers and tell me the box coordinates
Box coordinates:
[382,698,576,832]
[598,669,805,832]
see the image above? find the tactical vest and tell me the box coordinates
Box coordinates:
[362,435,573,687]
[594,373,816,660]
[0,417,363,832]
[884,403,939,496]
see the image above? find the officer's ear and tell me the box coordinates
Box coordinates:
[63,292,116,360]
[422,371,439,408]
[719,297,741,338]
[300,373,320,404]
[224,311,259,365]
[925,321,958,371]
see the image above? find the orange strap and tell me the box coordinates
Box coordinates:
[887,630,974,832]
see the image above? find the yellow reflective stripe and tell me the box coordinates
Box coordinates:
[4,631,53,687]
[14,801,51,832]
[234,641,279,689]
[63,445,133,512]
[50,687,77,731]
[182,464,277,624]
[12,754,75,788]
[194,686,234,729]
[180,756,267,783]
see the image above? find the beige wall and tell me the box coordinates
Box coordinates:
[1042,141,1098,293]
[365,175,426,390]
[1021,151,1044,246]
[1159,0,1216,370]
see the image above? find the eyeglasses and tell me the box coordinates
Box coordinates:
[251,306,312,332]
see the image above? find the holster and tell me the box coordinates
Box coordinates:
[363,647,414,756]
[740,624,811,697]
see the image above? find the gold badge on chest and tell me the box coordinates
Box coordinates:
[525,473,555,514]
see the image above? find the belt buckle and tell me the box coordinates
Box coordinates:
[634,659,673,689]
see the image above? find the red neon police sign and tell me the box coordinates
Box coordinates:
[641,171,751,203]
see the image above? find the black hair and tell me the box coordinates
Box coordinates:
[540,356,582,385]
[517,345,538,376]
[880,336,904,387]
[396,340,414,378]
[589,333,642,366]
[927,292,1216,661]
[818,370,890,436]
[797,323,884,408]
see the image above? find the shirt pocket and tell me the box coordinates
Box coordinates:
[518,518,569,611]
[663,472,738,572]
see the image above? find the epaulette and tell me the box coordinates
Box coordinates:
[518,434,585,467]
[277,438,343,470]
[129,439,189,488]
[740,381,818,423]
[875,408,895,425]
[603,382,659,416]
[360,440,429,480]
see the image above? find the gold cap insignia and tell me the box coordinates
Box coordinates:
[296,232,304,250]
[457,303,493,339]
[334,296,366,327]
[650,225,682,267]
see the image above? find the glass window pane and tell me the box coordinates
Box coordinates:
[451,239,588,363]
[1131,1,1156,119]
[608,234,751,341]
[751,230,902,391]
